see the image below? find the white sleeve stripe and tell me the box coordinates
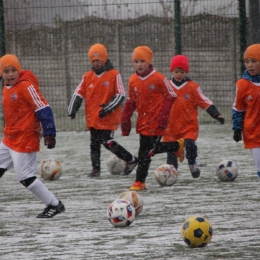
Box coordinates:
[232,86,238,109]
[163,78,177,97]
[116,74,125,95]
[68,94,76,114]
[28,85,46,108]
[232,107,245,112]
[104,94,124,111]
[35,105,49,112]
[197,87,213,105]
[68,77,85,114]
[75,77,84,93]
[68,93,82,114]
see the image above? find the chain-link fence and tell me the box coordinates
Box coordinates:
[0,0,250,131]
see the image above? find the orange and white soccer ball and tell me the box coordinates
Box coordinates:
[118,190,144,216]
[40,158,62,180]
[107,199,135,227]
[154,164,178,186]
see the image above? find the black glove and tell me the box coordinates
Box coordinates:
[68,113,76,119]
[44,135,56,149]
[99,108,108,118]
[99,104,111,118]
[233,130,242,142]
[216,115,225,124]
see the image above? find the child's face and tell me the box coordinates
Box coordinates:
[244,58,260,76]
[172,67,187,82]
[92,59,105,69]
[2,66,19,86]
[133,59,150,74]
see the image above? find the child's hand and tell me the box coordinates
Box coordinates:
[122,130,130,136]
[99,104,109,118]
[68,113,76,119]
[99,108,107,118]
[216,115,225,124]
[44,135,56,149]
[233,130,242,142]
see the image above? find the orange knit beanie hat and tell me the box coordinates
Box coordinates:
[244,44,260,61]
[170,55,189,72]
[88,43,108,62]
[132,46,153,64]
[0,54,22,76]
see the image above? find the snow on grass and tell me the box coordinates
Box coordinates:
[0,124,260,259]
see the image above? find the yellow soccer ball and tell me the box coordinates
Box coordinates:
[181,216,213,248]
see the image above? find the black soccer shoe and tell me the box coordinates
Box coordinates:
[36,200,65,218]
[122,157,138,175]
[189,164,201,178]
[88,169,100,178]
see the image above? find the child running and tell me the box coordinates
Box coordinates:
[68,43,137,177]
[148,55,224,178]
[121,46,184,191]
[0,54,65,218]
[232,44,260,177]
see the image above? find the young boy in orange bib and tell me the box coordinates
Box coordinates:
[148,55,224,178]
[0,54,65,218]
[233,44,260,177]
[121,46,184,190]
[68,43,137,177]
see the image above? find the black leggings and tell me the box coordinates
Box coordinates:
[135,135,181,182]
[90,128,133,171]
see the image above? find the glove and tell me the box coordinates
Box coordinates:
[44,135,56,149]
[99,108,108,118]
[216,115,225,124]
[233,130,242,142]
[99,104,109,118]
[122,130,130,136]
[68,113,76,119]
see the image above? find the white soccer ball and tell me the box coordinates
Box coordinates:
[40,158,62,180]
[107,199,135,227]
[106,155,125,175]
[118,190,144,216]
[154,164,178,186]
[216,159,238,181]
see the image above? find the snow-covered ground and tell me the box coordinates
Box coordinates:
[0,124,259,260]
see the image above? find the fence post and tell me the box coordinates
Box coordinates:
[238,0,247,75]
[0,0,5,130]
[174,0,181,55]
[249,0,260,44]
[63,22,72,108]
[115,22,120,68]
[0,0,5,57]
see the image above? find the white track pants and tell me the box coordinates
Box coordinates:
[0,142,58,206]
[250,147,260,177]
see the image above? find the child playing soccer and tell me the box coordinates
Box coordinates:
[121,46,184,190]
[232,44,260,177]
[148,55,224,178]
[0,54,65,218]
[68,43,137,177]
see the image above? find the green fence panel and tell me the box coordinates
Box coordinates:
[1,0,247,131]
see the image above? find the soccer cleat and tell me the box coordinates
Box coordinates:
[129,181,147,191]
[88,169,100,178]
[122,157,138,175]
[174,138,185,162]
[189,164,201,178]
[36,200,65,218]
